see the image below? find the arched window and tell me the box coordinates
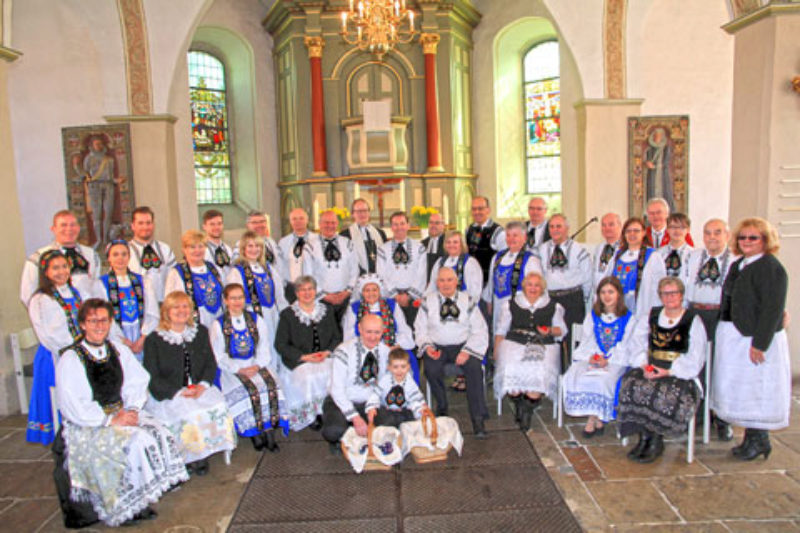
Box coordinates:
[188,50,232,204]
[523,41,560,198]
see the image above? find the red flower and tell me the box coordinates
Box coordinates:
[645,365,655,373]
[538,326,550,334]
[593,354,602,362]
[412,299,421,308]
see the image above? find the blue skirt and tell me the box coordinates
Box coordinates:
[26,345,58,445]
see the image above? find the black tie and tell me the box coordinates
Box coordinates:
[665,250,682,275]
[141,244,162,270]
[263,242,275,264]
[63,247,89,274]
[550,245,568,268]
[359,350,378,383]
[527,229,537,248]
[698,257,720,282]
[393,242,409,265]
[293,237,305,259]
[386,384,406,407]
[599,244,615,267]
[364,230,377,273]
[214,245,230,267]
[440,297,460,320]
[324,239,341,262]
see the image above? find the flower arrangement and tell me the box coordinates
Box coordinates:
[410,205,438,228]
[329,206,351,224]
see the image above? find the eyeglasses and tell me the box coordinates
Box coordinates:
[352,209,369,214]
[667,225,687,230]
[737,234,761,242]
[658,290,682,297]
[85,318,111,326]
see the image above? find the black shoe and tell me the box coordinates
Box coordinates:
[509,395,523,423]
[636,434,664,464]
[736,429,771,461]
[251,434,266,451]
[627,432,650,461]
[136,507,158,521]
[435,407,449,417]
[263,430,280,452]
[716,421,734,442]
[309,415,323,431]
[191,459,210,476]
[473,419,488,440]
[329,442,343,455]
[519,397,536,431]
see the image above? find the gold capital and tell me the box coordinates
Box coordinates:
[420,33,440,55]
[304,36,325,58]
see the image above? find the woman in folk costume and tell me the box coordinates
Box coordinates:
[93,239,159,362]
[210,284,287,452]
[563,277,635,438]
[342,274,418,383]
[712,217,790,461]
[274,275,341,431]
[617,277,706,463]
[164,230,224,329]
[54,299,187,528]
[143,291,236,476]
[27,250,88,445]
[226,230,288,342]
[493,272,567,431]
[604,217,666,317]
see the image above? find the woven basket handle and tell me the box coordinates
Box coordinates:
[366,421,376,459]
[421,408,438,447]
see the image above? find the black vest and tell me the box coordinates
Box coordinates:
[73,342,124,412]
[466,222,500,284]
[505,298,557,345]
[421,234,446,284]
[648,306,694,370]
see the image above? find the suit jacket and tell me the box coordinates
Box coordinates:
[720,254,787,351]
[421,234,446,283]
[525,220,551,248]
[644,226,694,248]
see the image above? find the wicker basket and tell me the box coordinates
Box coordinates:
[341,422,401,472]
[409,410,452,464]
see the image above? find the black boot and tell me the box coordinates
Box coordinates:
[736,429,771,461]
[509,395,523,423]
[263,430,280,452]
[473,418,488,440]
[519,397,538,431]
[637,433,664,464]
[251,434,265,451]
[732,428,753,457]
[309,415,323,431]
[627,432,650,461]
[716,419,734,442]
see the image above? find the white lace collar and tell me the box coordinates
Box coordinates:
[514,291,550,310]
[290,301,327,325]
[156,325,198,345]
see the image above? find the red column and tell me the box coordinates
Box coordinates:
[305,37,328,176]
[421,33,443,173]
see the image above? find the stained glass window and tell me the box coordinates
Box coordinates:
[188,50,232,204]
[524,41,561,195]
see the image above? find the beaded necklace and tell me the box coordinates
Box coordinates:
[105,269,144,324]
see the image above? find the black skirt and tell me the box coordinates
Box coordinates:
[617,368,700,437]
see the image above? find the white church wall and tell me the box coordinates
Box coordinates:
[9,0,128,254]
[627,0,735,229]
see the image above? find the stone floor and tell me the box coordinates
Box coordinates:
[1,382,798,532]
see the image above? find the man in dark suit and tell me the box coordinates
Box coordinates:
[421,212,446,284]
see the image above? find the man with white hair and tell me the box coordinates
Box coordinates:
[592,212,622,290]
[312,210,359,325]
[277,208,319,302]
[525,197,551,250]
[340,198,386,275]
[644,197,694,248]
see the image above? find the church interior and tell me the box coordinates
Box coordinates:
[0,0,799,530]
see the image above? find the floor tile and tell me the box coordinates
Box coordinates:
[656,473,800,521]
[775,431,800,455]
[586,479,679,524]
[561,446,603,481]
[0,415,28,429]
[546,472,610,531]
[0,499,60,531]
[696,437,800,474]
[0,429,51,460]
[723,519,800,532]
[612,523,727,532]
[0,462,57,498]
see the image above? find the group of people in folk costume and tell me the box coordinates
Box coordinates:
[20,194,790,526]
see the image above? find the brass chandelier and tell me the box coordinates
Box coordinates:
[340,0,418,59]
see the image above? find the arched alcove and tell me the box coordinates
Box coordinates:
[491,17,582,220]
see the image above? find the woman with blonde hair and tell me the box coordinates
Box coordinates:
[164,230,224,328]
[712,217,790,461]
[143,291,236,476]
[494,271,566,431]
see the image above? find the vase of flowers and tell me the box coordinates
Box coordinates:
[330,206,351,226]
[411,205,438,229]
